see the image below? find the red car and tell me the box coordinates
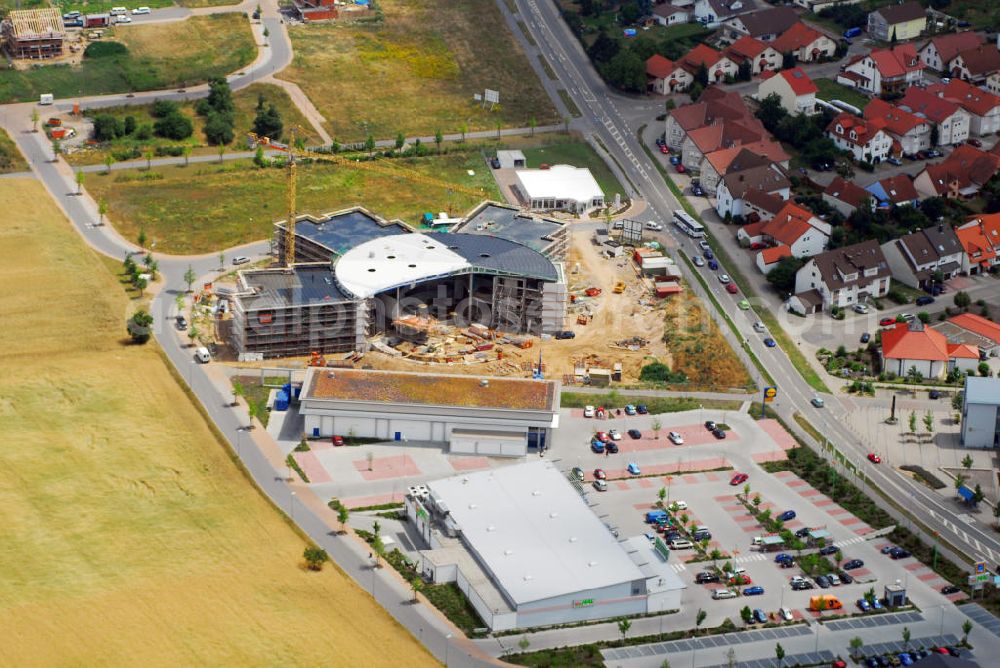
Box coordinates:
[331,435,345,446]
[676,163,686,173]
[729,575,752,585]
[595,431,610,443]
[659,145,669,154]
[725,282,738,294]
[593,468,607,480]
[867,453,881,464]
[879,317,896,326]
[730,473,749,486]
[749,242,766,250]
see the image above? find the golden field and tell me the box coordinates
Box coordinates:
[0,178,437,666]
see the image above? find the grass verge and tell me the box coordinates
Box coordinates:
[517,20,537,46]
[813,77,871,111]
[561,392,742,414]
[278,0,558,141]
[0,15,255,103]
[538,54,558,80]
[0,177,436,665]
[87,149,500,254]
[558,88,582,117]
[0,127,29,173]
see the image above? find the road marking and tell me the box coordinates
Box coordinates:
[670,562,688,573]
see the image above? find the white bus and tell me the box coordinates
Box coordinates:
[672,210,705,238]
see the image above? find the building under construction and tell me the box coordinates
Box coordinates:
[230,203,568,360]
[2,9,64,60]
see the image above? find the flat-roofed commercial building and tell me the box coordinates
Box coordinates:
[961,377,1000,449]
[407,460,685,630]
[298,367,560,455]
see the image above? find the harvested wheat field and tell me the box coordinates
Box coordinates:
[0,179,436,666]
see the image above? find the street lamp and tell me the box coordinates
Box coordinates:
[445,633,453,667]
[290,491,296,522]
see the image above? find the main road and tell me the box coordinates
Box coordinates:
[507,0,1000,576]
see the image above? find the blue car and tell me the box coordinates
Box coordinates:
[778,510,796,521]
[774,553,793,564]
[636,404,648,414]
[591,440,605,453]
[669,155,681,165]
[899,653,914,666]
[624,404,637,415]
[743,586,764,596]
[871,597,883,610]
[703,249,714,260]
[764,338,777,348]
[857,598,871,612]
[866,658,879,668]
[627,462,641,476]
[753,608,767,624]
[708,259,719,270]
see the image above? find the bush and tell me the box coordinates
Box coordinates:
[92,114,124,142]
[84,41,128,58]
[203,111,234,145]
[153,112,193,140]
[154,145,184,157]
[151,99,179,118]
[639,361,687,384]
[135,124,153,141]
[887,288,909,305]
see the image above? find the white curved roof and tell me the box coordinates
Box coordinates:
[335,234,468,298]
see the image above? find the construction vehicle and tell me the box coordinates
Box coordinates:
[247,130,488,267]
[613,281,625,294]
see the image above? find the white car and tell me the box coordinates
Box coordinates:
[670,500,688,510]
[668,431,684,445]
[583,405,595,418]
[780,607,793,622]
[718,274,731,284]
[645,221,663,231]
[698,240,711,252]
[115,15,132,23]
[132,6,151,14]
[712,588,737,600]
[609,429,622,441]
[753,321,766,333]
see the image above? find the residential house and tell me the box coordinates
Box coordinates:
[898,87,970,146]
[790,240,891,314]
[693,0,758,27]
[947,45,1000,85]
[756,245,793,273]
[723,36,781,76]
[867,1,926,42]
[926,79,1000,136]
[715,164,791,218]
[880,321,979,380]
[987,71,1000,95]
[744,188,786,224]
[837,45,924,96]
[700,143,788,191]
[756,67,818,115]
[956,215,1000,273]
[722,6,798,42]
[822,176,873,217]
[880,225,965,289]
[918,32,985,72]
[663,88,751,149]
[770,22,837,63]
[680,43,739,83]
[865,174,920,208]
[863,98,931,156]
[738,201,830,259]
[646,54,693,95]
[913,144,1000,198]
[826,112,893,163]
[680,118,766,170]
[652,4,690,26]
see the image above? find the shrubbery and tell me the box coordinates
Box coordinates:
[84,41,128,58]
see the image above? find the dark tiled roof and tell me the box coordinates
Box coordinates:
[238,265,351,310]
[284,209,412,256]
[734,6,797,37]
[874,1,926,25]
[811,240,891,290]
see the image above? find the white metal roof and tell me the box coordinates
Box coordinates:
[965,377,1000,406]
[334,233,469,298]
[516,165,604,203]
[427,460,644,606]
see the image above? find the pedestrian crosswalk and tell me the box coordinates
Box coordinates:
[669,562,687,573]
[732,553,768,564]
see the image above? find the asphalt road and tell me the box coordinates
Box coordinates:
[506,0,1000,584]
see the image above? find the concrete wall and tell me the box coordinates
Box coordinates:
[962,403,999,448]
[515,581,646,629]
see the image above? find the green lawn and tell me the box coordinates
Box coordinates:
[0,15,254,103]
[814,78,870,111]
[87,150,501,253]
[0,128,28,174]
[521,140,624,198]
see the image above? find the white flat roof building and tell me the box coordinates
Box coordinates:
[515,165,606,215]
[408,460,685,630]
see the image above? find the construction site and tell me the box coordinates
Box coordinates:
[200,137,741,386]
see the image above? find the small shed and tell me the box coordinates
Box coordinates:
[759,535,785,551]
[884,582,907,608]
[588,368,612,387]
[807,529,832,544]
[496,150,526,169]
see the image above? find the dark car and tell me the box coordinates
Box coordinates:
[775,553,793,564]
[816,575,831,588]
[703,249,714,260]
[915,295,935,306]
[708,259,719,270]
[819,545,839,556]
[843,559,864,570]
[490,157,501,169]
[929,389,941,400]
[175,315,188,330]
[861,332,871,344]
[704,420,717,431]
[839,571,854,584]
[778,510,796,522]
[713,428,727,439]
[554,330,576,339]
[627,428,642,439]
[669,155,681,165]
[605,441,619,454]
[941,584,961,595]
[764,338,777,348]
[791,580,814,591]
[636,404,648,414]
[692,184,705,196]
[753,608,767,624]
[693,529,712,541]
[890,547,911,559]
[795,527,811,538]
[696,571,720,583]
[812,159,833,171]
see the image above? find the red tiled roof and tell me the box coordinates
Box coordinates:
[869,44,923,79]
[964,213,1000,249]
[826,112,885,148]
[882,322,949,362]
[898,87,964,124]
[682,43,724,72]
[725,35,770,61]
[877,174,919,204]
[761,202,815,246]
[759,245,792,264]
[953,45,1000,78]
[948,313,1000,345]
[823,176,870,209]
[947,342,981,359]
[779,67,817,95]
[741,221,766,237]
[864,98,928,136]
[771,22,824,54]
[646,54,675,80]
[920,32,985,66]
[956,224,999,264]
[927,79,1000,117]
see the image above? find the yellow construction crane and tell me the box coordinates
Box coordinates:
[247,131,488,267]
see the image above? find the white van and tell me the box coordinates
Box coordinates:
[194,347,211,363]
[669,539,693,550]
[39,93,54,105]
[110,6,127,15]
